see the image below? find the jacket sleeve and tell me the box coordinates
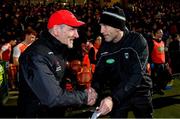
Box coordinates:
[112,34,150,104]
[19,53,87,108]
[147,39,154,63]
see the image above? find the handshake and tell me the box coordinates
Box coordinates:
[85,87,97,106]
[85,88,113,116]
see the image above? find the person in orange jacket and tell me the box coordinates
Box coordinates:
[148,28,166,95]
[88,36,102,73]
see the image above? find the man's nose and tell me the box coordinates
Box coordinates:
[74,29,79,38]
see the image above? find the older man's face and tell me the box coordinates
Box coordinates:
[56,24,79,48]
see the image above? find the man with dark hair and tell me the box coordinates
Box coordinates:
[92,6,153,118]
[148,28,166,95]
[13,28,37,66]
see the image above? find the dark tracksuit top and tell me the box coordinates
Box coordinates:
[92,30,152,106]
[17,31,87,117]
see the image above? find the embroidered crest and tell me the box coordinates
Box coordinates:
[124,52,129,59]
[106,58,115,64]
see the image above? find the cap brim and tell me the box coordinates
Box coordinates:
[68,21,85,27]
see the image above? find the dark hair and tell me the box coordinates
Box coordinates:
[153,28,163,35]
[24,28,37,36]
[171,34,177,39]
[4,34,17,43]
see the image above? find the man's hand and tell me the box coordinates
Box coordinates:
[85,87,97,106]
[97,96,113,116]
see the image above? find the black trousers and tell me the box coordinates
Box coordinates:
[151,63,168,91]
[110,95,153,118]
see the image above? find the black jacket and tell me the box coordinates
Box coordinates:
[18,31,87,117]
[92,30,152,105]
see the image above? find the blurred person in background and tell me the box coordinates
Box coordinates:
[0,35,17,90]
[0,35,17,63]
[12,28,37,90]
[13,28,37,66]
[148,28,166,95]
[88,36,102,73]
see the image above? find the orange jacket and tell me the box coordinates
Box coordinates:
[151,40,165,64]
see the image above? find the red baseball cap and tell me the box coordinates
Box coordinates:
[47,10,85,29]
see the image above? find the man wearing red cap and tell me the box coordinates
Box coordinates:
[17,10,97,118]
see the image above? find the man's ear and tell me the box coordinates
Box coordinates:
[52,25,60,36]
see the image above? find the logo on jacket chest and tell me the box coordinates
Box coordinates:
[55,61,62,72]
[106,58,115,64]
[124,52,129,59]
[56,65,62,71]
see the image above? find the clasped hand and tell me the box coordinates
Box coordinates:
[96,96,113,116]
[85,87,97,106]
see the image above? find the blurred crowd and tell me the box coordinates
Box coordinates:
[0,0,179,43]
[0,0,179,92]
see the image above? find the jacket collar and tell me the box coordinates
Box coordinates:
[39,30,68,56]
